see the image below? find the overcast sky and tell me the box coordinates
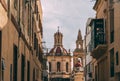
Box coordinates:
[41,0,96,52]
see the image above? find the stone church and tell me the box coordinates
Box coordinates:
[46,28,72,81]
[73,30,84,81]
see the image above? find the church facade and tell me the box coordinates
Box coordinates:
[46,29,72,81]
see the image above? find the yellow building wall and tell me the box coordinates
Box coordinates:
[74,72,84,81]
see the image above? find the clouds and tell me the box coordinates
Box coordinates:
[41,0,96,51]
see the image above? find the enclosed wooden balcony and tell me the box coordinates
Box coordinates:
[91,44,107,59]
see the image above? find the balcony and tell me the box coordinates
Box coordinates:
[90,18,107,59]
[49,71,71,75]
[91,44,107,59]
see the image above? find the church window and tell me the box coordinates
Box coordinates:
[57,62,61,72]
[78,44,81,49]
[78,58,82,63]
[66,62,69,72]
[49,62,51,72]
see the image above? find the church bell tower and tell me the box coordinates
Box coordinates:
[73,29,84,81]
[73,29,84,71]
[76,29,83,49]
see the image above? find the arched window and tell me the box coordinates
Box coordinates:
[78,58,82,64]
[57,62,61,72]
[49,62,51,72]
[78,57,83,67]
[78,44,81,49]
[66,62,69,72]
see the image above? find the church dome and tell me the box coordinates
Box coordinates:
[54,31,63,36]
[49,46,68,56]
[47,27,70,56]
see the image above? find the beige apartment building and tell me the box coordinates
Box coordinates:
[84,18,94,81]
[0,0,43,81]
[89,0,120,81]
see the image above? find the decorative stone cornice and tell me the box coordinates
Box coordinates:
[93,0,101,10]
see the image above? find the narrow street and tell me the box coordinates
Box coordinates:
[0,0,120,81]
